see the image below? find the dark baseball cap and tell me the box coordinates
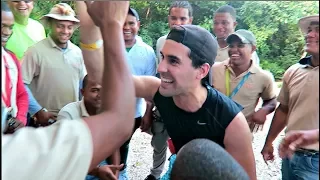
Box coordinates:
[166,25,218,85]
[166,25,218,67]
[128,7,140,21]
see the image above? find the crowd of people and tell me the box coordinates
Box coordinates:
[2,1,319,180]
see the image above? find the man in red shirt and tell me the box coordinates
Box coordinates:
[1,2,28,133]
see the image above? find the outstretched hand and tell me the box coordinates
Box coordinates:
[84,1,129,27]
[278,129,319,159]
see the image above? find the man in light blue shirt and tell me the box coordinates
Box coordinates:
[106,8,157,180]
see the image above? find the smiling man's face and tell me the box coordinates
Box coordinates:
[8,1,34,19]
[123,14,140,43]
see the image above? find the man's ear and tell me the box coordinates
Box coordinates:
[197,63,211,80]
[80,89,85,96]
[189,17,193,24]
[233,21,238,29]
[251,45,256,53]
[137,20,141,30]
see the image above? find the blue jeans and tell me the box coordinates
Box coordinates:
[282,150,319,180]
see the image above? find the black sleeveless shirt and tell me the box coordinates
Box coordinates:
[153,85,243,153]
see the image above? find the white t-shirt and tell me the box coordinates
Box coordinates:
[2,120,93,180]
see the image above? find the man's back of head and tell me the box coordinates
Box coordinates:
[171,139,250,180]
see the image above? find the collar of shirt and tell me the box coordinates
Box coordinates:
[80,98,90,117]
[299,56,316,68]
[47,36,72,51]
[127,36,148,52]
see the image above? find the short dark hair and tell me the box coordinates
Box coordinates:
[82,74,88,89]
[169,1,193,17]
[171,139,250,180]
[215,5,236,21]
[1,2,11,12]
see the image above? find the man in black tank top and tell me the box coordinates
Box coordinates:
[134,25,256,180]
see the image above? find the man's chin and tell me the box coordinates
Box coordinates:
[59,40,69,44]
[159,87,175,97]
[216,36,227,40]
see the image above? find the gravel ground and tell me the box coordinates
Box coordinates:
[126,87,284,180]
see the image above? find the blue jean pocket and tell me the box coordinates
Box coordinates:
[291,153,319,180]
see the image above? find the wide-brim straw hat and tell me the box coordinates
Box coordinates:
[40,3,80,29]
[298,15,319,34]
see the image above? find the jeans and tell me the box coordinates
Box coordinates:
[282,150,319,180]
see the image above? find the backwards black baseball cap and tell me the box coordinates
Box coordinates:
[128,7,140,21]
[166,25,218,85]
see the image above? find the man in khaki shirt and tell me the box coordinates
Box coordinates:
[262,14,319,180]
[212,29,277,131]
[21,3,86,125]
[3,2,136,180]
[213,5,260,65]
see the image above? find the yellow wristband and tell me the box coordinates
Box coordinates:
[80,40,103,50]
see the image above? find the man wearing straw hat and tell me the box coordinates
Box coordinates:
[21,3,86,126]
[262,14,319,180]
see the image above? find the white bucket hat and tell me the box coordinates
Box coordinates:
[40,3,80,28]
[298,15,319,35]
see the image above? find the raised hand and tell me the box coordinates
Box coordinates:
[84,1,129,28]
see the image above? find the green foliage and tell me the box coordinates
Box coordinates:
[30,1,318,79]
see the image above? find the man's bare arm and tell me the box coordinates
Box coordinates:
[78,1,135,171]
[76,1,103,84]
[264,104,288,145]
[133,75,160,101]
[224,112,257,180]
[261,98,277,115]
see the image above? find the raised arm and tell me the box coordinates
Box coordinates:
[77,1,135,171]
[76,1,103,84]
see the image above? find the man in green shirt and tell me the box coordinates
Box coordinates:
[6,1,46,61]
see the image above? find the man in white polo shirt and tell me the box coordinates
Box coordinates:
[58,75,124,180]
[57,75,101,121]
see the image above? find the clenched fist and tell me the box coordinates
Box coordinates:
[84,1,130,28]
